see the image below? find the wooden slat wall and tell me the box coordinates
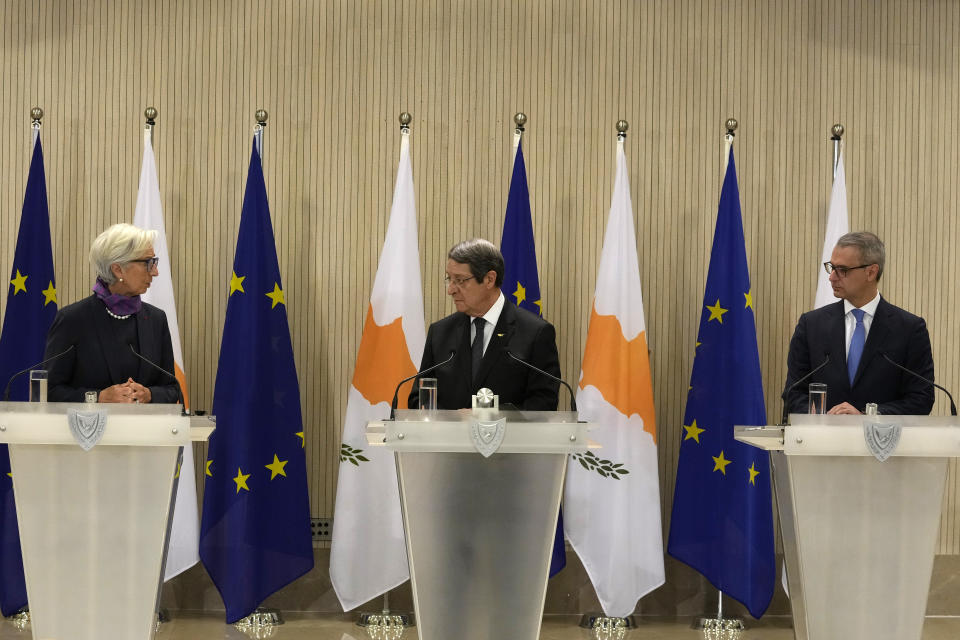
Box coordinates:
[2,0,959,553]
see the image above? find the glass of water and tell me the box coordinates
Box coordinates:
[418,377,437,411]
[29,369,48,403]
[808,382,827,415]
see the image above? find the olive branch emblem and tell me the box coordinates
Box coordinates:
[572,451,629,479]
[340,443,370,466]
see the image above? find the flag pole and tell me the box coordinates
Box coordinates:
[231,106,286,636]
[831,123,844,179]
[138,104,177,628]
[694,119,747,639]
[355,111,417,634]
[5,106,46,627]
[577,119,637,634]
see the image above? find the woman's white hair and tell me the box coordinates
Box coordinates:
[89,223,157,284]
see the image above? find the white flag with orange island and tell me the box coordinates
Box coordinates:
[564,136,665,617]
[132,128,199,581]
[329,129,425,611]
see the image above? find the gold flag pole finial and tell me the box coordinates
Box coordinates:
[399,112,412,131]
[513,112,527,136]
[831,123,845,178]
[254,109,268,160]
[616,119,629,140]
[144,107,157,143]
[31,107,43,130]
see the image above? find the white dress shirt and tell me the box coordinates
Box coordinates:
[470,291,505,356]
[843,292,881,353]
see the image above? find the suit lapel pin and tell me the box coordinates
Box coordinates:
[497,333,504,338]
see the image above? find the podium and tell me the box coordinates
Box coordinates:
[367,408,589,640]
[736,414,960,640]
[0,402,214,640]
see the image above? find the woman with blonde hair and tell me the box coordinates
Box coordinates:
[44,223,180,404]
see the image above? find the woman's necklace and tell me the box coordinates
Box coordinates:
[105,307,132,320]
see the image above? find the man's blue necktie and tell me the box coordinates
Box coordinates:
[847,308,866,385]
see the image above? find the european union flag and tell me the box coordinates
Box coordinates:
[501,140,542,316]
[499,138,565,576]
[199,139,314,622]
[666,150,775,618]
[0,135,56,616]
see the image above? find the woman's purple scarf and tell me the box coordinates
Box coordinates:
[93,277,142,316]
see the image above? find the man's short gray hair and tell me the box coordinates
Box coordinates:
[836,231,885,279]
[447,238,504,288]
[89,223,158,284]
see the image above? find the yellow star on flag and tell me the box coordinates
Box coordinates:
[748,461,760,485]
[295,431,305,448]
[205,460,213,477]
[744,289,753,310]
[706,299,728,323]
[683,419,705,443]
[266,282,285,309]
[175,461,182,479]
[41,281,57,306]
[513,282,526,306]
[233,467,251,493]
[265,454,289,480]
[712,450,731,475]
[10,270,27,295]
[229,271,245,296]
[533,299,542,315]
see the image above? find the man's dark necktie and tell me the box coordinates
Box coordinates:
[847,308,866,385]
[471,317,486,382]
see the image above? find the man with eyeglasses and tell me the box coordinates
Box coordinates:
[782,231,934,416]
[409,238,561,411]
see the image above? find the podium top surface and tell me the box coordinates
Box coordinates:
[369,409,588,454]
[0,401,185,416]
[0,402,214,446]
[393,408,579,423]
[735,414,960,457]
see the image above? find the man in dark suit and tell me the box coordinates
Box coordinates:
[783,231,934,415]
[410,238,560,410]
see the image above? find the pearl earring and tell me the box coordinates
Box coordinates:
[119,277,124,282]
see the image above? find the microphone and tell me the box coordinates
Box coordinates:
[390,350,457,419]
[780,353,831,425]
[506,350,577,413]
[880,352,957,417]
[3,345,75,401]
[128,344,187,415]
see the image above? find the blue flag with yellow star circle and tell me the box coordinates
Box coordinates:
[501,140,542,316]
[0,134,56,616]
[499,138,566,575]
[199,138,314,623]
[666,149,775,618]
